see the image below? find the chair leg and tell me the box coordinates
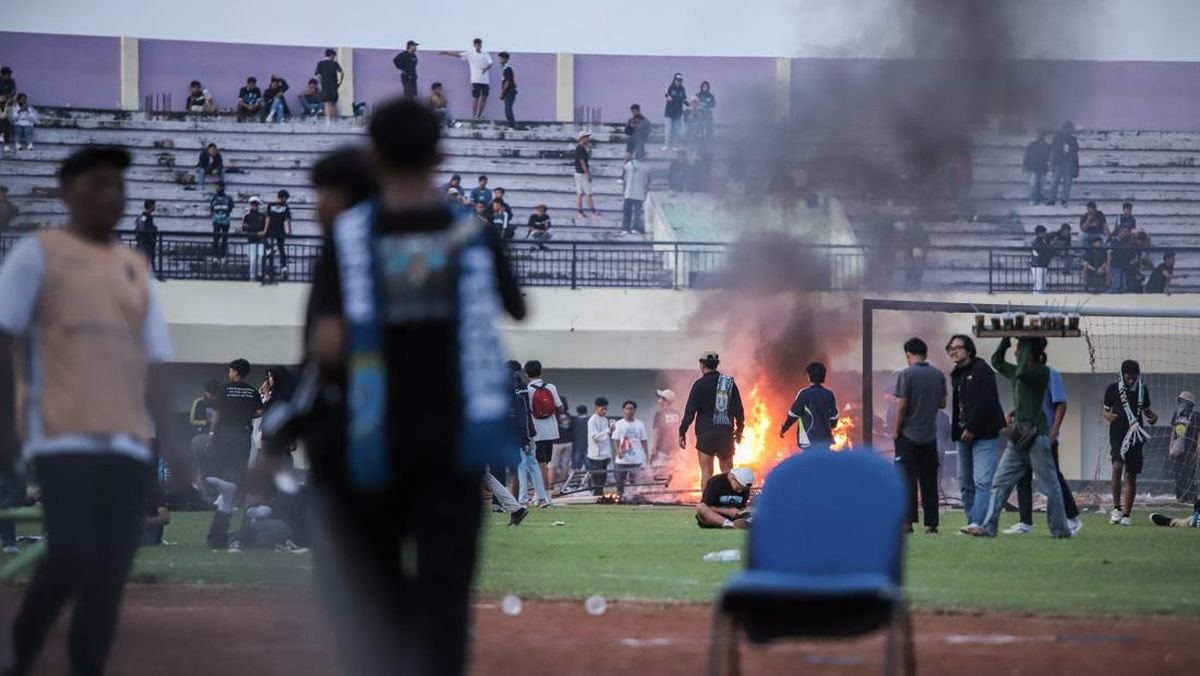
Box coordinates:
[902,603,916,676]
[885,603,916,676]
[707,610,741,676]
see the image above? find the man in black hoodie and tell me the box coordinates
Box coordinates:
[679,351,745,490]
[1047,121,1079,206]
[1022,131,1051,205]
[946,334,1005,529]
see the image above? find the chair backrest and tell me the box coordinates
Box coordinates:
[748,450,906,583]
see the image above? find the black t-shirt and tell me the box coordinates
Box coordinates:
[141,483,167,546]
[216,380,263,435]
[501,63,516,93]
[1146,263,1171,293]
[395,51,418,77]
[527,213,550,232]
[1080,211,1107,234]
[187,91,207,108]
[242,210,266,234]
[316,59,343,90]
[1109,236,1135,268]
[239,86,262,106]
[1118,214,1136,230]
[701,474,750,509]
[1103,382,1151,449]
[266,203,292,236]
[573,144,590,174]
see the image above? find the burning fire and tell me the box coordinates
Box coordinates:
[831,416,855,451]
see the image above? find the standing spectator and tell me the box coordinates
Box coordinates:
[470,200,489,229]
[778,362,839,454]
[0,186,18,232]
[1010,359,1083,535]
[297,79,322,118]
[1108,223,1135,294]
[315,49,344,122]
[549,403,574,492]
[9,94,38,150]
[901,221,929,290]
[620,153,649,234]
[241,196,266,281]
[490,197,514,240]
[1103,360,1158,526]
[189,379,220,489]
[440,38,493,120]
[264,189,293,279]
[1078,201,1108,248]
[695,81,716,145]
[524,360,561,507]
[625,104,651,160]
[498,52,518,126]
[586,398,613,495]
[205,358,264,544]
[1047,120,1079,206]
[209,181,235,261]
[573,131,598,220]
[236,76,263,122]
[393,40,420,98]
[186,80,216,113]
[429,82,456,128]
[526,203,552,249]
[1081,236,1109,293]
[611,400,648,496]
[196,143,225,189]
[1022,130,1051,205]
[263,75,290,123]
[950,145,976,221]
[1145,251,1176,294]
[667,150,689,194]
[651,389,681,467]
[663,73,687,151]
[1132,230,1153,292]
[1117,201,1136,231]
[1031,225,1053,293]
[470,175,493,206]
[571,404,590,474]
[679,351,745,489]
[946,334,1004,531]
[0,67,14,149]
[134,199,159,273]
[892,337,947,534]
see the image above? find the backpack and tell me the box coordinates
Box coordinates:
[530,384,557,420]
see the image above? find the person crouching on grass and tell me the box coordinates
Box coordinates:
[696,467,754,529]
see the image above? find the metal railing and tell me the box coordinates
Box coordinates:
[987,246,1189,294]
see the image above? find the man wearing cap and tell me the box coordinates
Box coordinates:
[679,351,745,489]
[573,131,598,220]
[394,40,419,99]
[651,388,681,467]
[439,38,493,120]
[664,73,687,151]
[241,196,267,281]
[696,467,753,529]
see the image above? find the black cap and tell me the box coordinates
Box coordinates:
[407,40,419,47]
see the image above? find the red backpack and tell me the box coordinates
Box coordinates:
[530,384,557,420]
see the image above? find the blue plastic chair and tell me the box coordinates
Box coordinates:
[708,450,913,675]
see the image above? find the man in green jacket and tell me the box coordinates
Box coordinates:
[966,337,1071,538]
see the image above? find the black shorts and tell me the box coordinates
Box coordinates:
[472,83,490,98]
[534,440,554,464]
[1111,442,1144,475]
[696,430,735,461]
[319,87,339,103]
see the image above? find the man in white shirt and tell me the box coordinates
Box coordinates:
[523,360,559,506]
[440,38,493,120]
[620,154,650,234]
[611,400,649,497]
[586,398,613,496]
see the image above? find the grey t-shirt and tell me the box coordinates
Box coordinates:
[893,361,947,444]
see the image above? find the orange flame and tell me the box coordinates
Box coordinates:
[831,416,855,451]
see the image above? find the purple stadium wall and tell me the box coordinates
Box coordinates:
[0,32,121,108]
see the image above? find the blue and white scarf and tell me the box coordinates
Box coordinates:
[713,374,735,427]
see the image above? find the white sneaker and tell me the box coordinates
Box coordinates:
[1119,516,1132,526]
[24,143,33,150]
[1068,517,1083,535]
[1110,508,1124,524]
[1002,522,1032,535]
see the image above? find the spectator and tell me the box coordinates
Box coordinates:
[573,131,598,220]
[1082,236,1109,292]
[491,197,514,240]
[492,187,514,222]
[263,75,290,123]
[694,81,716,145]
[1078,200,1107,248]
[440,38,493,120]
[651,389,681,467]
[393,40,420,98]
[901,221,929,289]
[611,400,648,496]
[9,93,38,151]
[620,153,649,235]
[1145,251,1176,294]
[1031,225,1053,293]
[140,480,170,546]
[196,143,226,189]
[1118,201,1136,231]
[429,82,456,128]
[1107,223,1136,294]
[264,189,293,279]
[1052,221,1073,248]
[679,351,745,489]
[586,398,613,496]
[134,199,158,272]
[0,67,13,149]
[946,334,1005,531]
[571,404,590,475]
[470,175,493,206]
[1132,230,1153,292]
[695,468,753,529]
[471,199,489,228]
[498,51,517,126]
[524,360,561,507]
[185,80,212,113]
[316,49,344,122]
[663,73,687,151]
[1047,120,1079,206]
[443,173,464,195]
[625,104,651,160]
[209,181,235,261]
[298,79,322,118]
[0,186,17,232]
[444,187,463,206]
[1010,358,1082,536]
[893,337,947,534]
[549,402,574,492]
[667,150,688,194]
[1022,130,1051,205]
[526,203,552,250]
[950,145,975,221]
[236,76,263,123]
[241,196,267,281]
[1102,360,1158,526]
[778,362,840,454]
[189,379,221,490]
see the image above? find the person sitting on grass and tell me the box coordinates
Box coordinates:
[1150,500,1200,528]
[695,467,753,529]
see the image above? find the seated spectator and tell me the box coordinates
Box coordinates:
[429,81,456,128]
[0,185,18,232]
[471,200,489,229]
[446,187,466,206]
[1079,201,1108,248]
[196,143,226,188]
[1145,251,1176,294]
[471,175,493,205]
[527,203,552,249]
[1118,201,1136,231]
[186,80,216,113]
[1052,222,1073,248]
[695,467,754,529]
[1031,225,1052,293]
[1107,223,1136,294]
[492,187,514,222]
[297,78,322,118]
[237,76,264,122]
[1082,236,1109,292]
[491,197,515,240]
[1132,230,1154,292]
[442,173,463,195]
[263,75,290,123]
[8,93,38,151]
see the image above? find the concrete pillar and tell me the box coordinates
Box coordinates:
[774,57,791,123]
[120,37,139,111]
[556,52,575,123]
[337,47,355,117]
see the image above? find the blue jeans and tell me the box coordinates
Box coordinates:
[301,100,322,117]
[14,125,33,146]
[436,107,456,128]
[956,437,999,526]
[517,447,550,504]
[1109,266,1127,293]
[980,434,1070,537]
[197,167,226,188]
[1047,165,1073,203]
[1026,171,1045,203]
[665,117,683,148]
[268,98,286,122]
